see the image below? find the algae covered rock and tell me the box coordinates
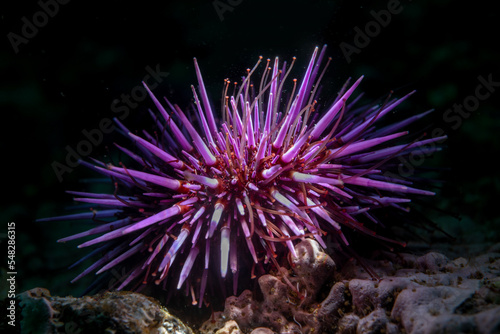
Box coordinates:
[18,288,193,334]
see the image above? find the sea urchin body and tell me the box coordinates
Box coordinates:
[40,45,445,306]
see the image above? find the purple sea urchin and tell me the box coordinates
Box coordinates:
[40,45,445,306]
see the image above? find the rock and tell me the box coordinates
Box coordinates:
[215,320,241,334]
[356,308,390,334]
[250,327,275,334]
[416,252,449,273]
[19,243,500,333]
[317,282,345,324]
[199,240,500,334]
[475,307,500,334]
[337,313,359,334]
[223,290,255,329]
[348,276,415,315]
[291,238,336,297]
[198,311,226,334]
[200,239,335,333]
[18,288,194,334]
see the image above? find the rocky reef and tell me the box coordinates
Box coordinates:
[200,240,500,334]
[17,288,193,334]
[17,240,500,333]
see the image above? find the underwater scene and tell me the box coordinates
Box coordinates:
[2,0,499,333]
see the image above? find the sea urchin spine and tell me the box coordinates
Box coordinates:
[40,45,445,306]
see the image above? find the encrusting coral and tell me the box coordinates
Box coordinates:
[200,240,500,334]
